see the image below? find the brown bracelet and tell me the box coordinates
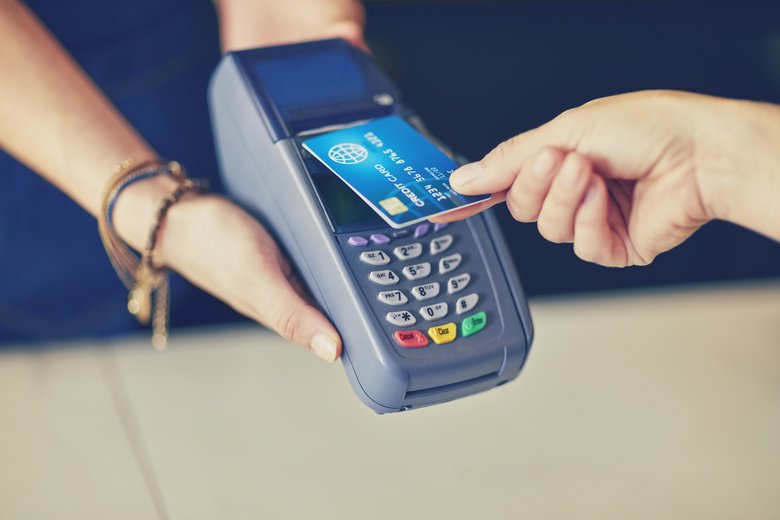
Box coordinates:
[98,158,207,349]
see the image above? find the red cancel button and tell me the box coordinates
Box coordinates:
[393,330,429,348]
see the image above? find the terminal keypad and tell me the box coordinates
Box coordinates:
[348,225,488,349]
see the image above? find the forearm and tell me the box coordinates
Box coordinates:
[215,0,365,52]
[0,0,175,250]
[698,97,780,241]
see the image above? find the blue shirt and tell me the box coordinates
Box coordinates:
[0,0,231,342]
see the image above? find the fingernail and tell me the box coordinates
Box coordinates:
[532,150,556,179]
[310,333,339,363]
[560,159,582,187]
[450,163,480,190]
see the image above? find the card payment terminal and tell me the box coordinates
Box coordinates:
[208,39,534,413]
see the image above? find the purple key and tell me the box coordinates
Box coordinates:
[414,224,430,238]
[370,233,391,245]
[347,236,368,247]
[434,222,449,232]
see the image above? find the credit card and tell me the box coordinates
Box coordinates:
[302,115,489,228]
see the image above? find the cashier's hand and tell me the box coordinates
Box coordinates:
[216,0,367,53]
[159,195,342,363]
[436,90,780,266]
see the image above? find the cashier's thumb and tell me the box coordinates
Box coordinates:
[264,278,342,363]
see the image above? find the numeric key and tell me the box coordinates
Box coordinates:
[393,242,423,260]
[402,262,431,281]
[377,290,408,306]
[411,282,440,301]
[447,273,471,294]
[430,234,454,255]
[419,302,448,321]
[359,250,390,266]
[438,253,462,274]
[369,270,399,286]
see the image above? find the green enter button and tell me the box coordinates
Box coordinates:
[461,311,487,337]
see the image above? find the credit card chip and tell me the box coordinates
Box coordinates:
[379,197,409,216]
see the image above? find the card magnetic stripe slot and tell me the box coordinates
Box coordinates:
[402,369,500,400]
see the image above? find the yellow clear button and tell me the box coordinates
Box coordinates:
[427,322,457,345]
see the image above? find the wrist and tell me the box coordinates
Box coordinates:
[111,168,180,252]
[111,163,212,278]
[695,97,780,239]
[216,0,365,52]
[153,192,216,271]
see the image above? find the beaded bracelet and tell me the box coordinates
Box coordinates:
[97,158,207,349]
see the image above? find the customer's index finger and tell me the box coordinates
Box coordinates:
[449,129,549,196]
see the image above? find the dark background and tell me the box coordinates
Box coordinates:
[3,2,777,342]
[364,2,780,296]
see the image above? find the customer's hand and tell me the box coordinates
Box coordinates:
[435,90,780,266]
[216,0,366,52]
[156,194,342,362]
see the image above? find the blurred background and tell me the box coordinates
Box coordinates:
[2,1,778,339]
[365,1,780,295]
[1,3,778,519]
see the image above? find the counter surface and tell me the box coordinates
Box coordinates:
[1,281,779,520]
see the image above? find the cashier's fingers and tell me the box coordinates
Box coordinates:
[158,195,342,362]
[260,265,343,363]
